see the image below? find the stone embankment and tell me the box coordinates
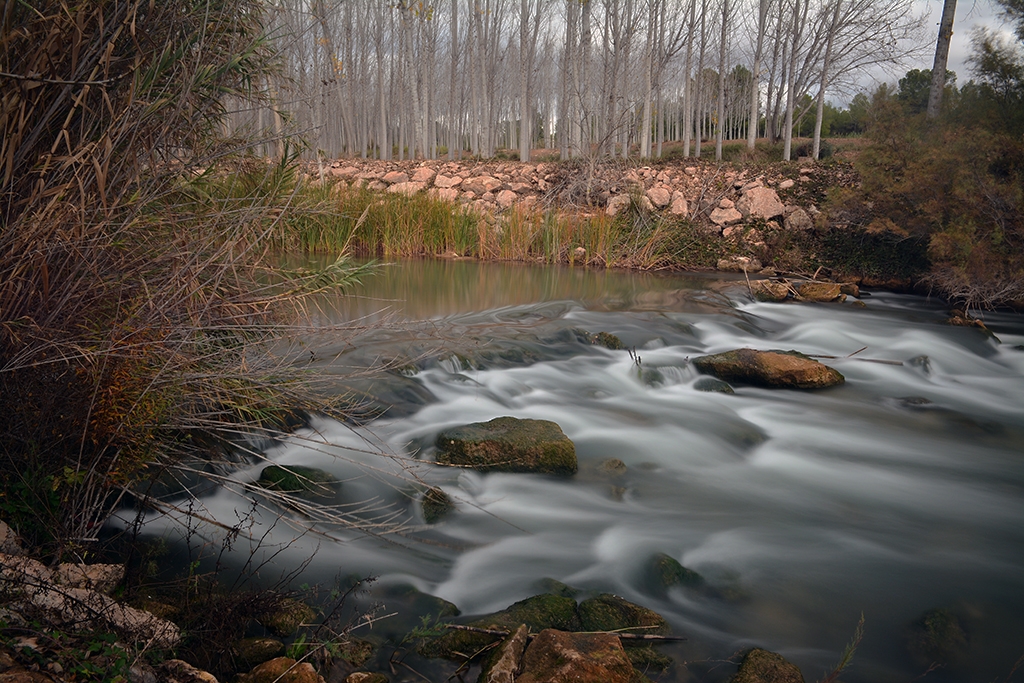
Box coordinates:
[316,157,848,262]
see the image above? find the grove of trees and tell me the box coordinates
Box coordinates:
[248,0,926,162]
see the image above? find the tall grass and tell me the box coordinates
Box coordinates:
[0,0,381,554]
[286,182,718,271]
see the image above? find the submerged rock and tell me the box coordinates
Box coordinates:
[516,629,635,683]
[730,648,805,683]
[693,377,735,394]
[692,348,844,390]
[418,594,580,659]
[907,608,968,663]
[434,416,578,474]
[257,465,337,497]
[644,553,706,594]
[421,487,456,524]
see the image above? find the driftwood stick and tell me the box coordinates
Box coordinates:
[442,624,687,642]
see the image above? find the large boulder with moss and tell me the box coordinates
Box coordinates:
[692,349,844,390]
[515,629,635,683]
[480,623,530,683]
[257,465,337,497]
[418,594,580,659]
[730,648,804,683]
[577,594,670,636]
[434,417,577,474]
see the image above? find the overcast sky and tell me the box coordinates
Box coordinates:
[916,0,1014,81]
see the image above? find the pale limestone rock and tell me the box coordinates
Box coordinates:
[56,563,124,595]
[160,659,219,683]
[716,256,762,272]
[709,207,743,226]
[736,186,785,219]
[536,178,550,191]
[356,171,381,180]
[670,191,688,216]
[387,181,425,196]
[510,182,532,193]
[740,179,764,193]
[496,190,518,208]
[434,174,461,188]
[606,195,631,217]
[463,175,502,194]
[382,170,409,185]
[367,180,387,191]
[684,166,697,175]
[31,586,180,648]
[719,198,735,209]
[329,166,358,178]
[785,207,813,231]
[431,188,459,202]
[779,178,795,190]
[0,521,24,555]
[411,167,436,183]
[646,187,671,208]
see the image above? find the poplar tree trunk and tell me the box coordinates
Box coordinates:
[715,0,729,161]
[813,0,841,159]
[927,0,957,118]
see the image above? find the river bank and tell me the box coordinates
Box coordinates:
[298,154,929,298]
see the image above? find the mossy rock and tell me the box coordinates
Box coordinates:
[257,465,337,497]
[378,584,460,621]
[626,645,673,671]
[795,281,845,302]
[596,458,628,477]
[421,487,455,524]
[692,348,844,390]
[260,598,317,637]
[435,416,578,474]
[334,638,375,667]
[532,577,580,598]
[752,279,791,302]
[230,637,285,672]
[577,594,671,637]
[693,377,735,394]
[644,553,706,594]
[907,608,968,663]
[417,594,580,659]
[729,648,805,683]
[345,673,388,683]
[593,331,626,350]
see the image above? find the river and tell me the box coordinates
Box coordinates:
[138,259,1024,682]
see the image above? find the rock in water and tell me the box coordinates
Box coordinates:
[435,417,578,474]
[516,630,635,683]
[577,594,670,636]
[257,465,337,497]
[421,487,455,524]
[644,552,706,593]
[418,594,580,659]
[907,608,968,663]
[692,348,844,390]
[730,648,805,683]
[751,279,791,302]
[795,281,845,302]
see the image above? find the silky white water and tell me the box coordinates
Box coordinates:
[135,260,1024,682]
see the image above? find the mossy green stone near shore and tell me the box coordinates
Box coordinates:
[434,416,578,474]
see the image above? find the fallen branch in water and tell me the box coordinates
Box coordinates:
[442,623,686,641]
[808,347,904,366]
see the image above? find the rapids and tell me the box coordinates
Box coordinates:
[134,259,1024,682]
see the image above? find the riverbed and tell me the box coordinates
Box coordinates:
[138,259,1024,682]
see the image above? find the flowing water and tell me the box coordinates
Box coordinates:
[137,259,1024,682]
